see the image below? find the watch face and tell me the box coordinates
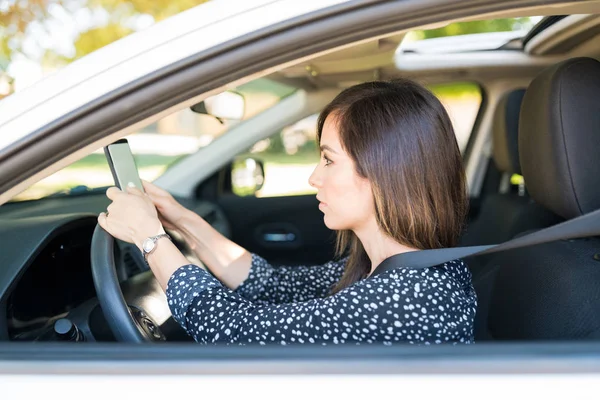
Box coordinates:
[142,238,155,253]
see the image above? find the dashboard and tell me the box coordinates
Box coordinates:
[0,193,230,342]
[6,222,97,340]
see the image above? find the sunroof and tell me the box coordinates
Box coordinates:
[399,16,546,54]
[405,17,544,42]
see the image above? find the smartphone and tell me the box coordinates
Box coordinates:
[104,139,144,192]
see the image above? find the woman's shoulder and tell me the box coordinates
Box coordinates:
[371,258,469,276]
[366,258,472,291]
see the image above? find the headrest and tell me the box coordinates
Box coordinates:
[492,89,526,175]
[519,57,600,220]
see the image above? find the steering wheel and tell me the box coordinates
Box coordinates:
[90,225,169,342]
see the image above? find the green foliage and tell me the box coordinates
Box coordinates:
[0,0,60,34]
[0,0,209,77]
[412,18,534,40]
[1,0,62,73]
[66,153,180,169]
[88,0,206,22]
[0,38,11,66]
[74,24,134,58]
[237,78,298,98]
[73,0,209,59]
[428,82,481,98]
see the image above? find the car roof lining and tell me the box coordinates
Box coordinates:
[273,1,600,89]
[526,14,600,55]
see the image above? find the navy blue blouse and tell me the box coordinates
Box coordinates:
[166,253,476,345]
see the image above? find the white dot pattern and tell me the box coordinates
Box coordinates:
[166,253,477,345]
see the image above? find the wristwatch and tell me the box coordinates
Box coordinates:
[141,233,171,264]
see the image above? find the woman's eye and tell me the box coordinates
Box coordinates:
[323,156,332,166]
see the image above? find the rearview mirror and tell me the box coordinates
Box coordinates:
[191,91,245,121]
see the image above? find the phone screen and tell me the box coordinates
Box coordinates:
[104,139,144,192]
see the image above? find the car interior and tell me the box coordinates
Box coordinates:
[1,3,600,344]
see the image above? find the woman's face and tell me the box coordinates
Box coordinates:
[308,114,375,231]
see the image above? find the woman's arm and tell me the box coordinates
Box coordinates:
[234,253,346,304]
[98,185,344,302]
[166,261,476,345]
[175,210,253,290]
[154,212,346,303]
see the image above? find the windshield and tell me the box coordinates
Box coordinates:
[10,78,296,201]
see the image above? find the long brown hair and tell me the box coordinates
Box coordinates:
[317,79,468,293]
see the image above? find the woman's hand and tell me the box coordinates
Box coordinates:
[98,185,164,250]
[139,183,253,291]
[142,180,190,231]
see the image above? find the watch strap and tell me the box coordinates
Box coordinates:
[142,233,171,264]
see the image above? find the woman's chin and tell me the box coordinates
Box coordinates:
[323,215,343,231]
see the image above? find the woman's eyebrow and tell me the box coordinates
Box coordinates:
[320,144,338,154]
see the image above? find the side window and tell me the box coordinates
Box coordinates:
[428,82,483,153]
[232,82,482,199]
[233,114,320,198]
[12,114,218,201]
[11,78,295,201]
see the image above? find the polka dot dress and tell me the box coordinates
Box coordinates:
[166,253,476,345]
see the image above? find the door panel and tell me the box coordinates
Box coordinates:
[217,194,336,266]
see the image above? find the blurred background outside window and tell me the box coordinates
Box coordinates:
[1,1,540,200]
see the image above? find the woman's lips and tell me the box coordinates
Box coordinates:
[317,197,327,209]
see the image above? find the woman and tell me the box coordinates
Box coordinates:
[98,79,477,345]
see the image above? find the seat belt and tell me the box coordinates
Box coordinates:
[370,206,600,278]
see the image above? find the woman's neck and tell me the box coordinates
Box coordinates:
[354,218,418,275]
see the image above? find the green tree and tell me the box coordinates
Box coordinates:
[0,0,208,98]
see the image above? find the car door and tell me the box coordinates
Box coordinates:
[212,114,336,266]
[218,194,334,266]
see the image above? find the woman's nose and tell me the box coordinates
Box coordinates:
[308,164,322,188]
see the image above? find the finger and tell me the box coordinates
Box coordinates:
[141,179,154,190]
[144,189,164,206]
[142,185,163,205]
[126,185,145,197]
[142,180,163,196]
[98,212,108,231]
[106,186,123,200]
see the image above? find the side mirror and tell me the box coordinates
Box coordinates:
[231,157,265,196]
[191,91,245,121]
